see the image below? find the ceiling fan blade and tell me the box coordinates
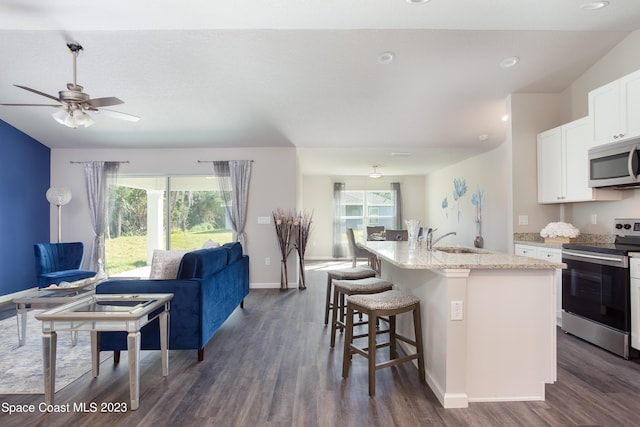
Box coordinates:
[95,108,140,122]
[85,97,124,108]
[14,85,61,103]
[0,103,61,107]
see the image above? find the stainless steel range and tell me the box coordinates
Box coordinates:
[562,218,640,359]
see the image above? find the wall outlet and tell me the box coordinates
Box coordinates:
[451,300,464,321]
[265,257,271,265]
[591,214,597,225]
[258,216,270,224]
[518,215,529,225]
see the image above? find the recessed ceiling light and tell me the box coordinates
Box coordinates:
[478,134,489,142]
[406,0,431,4]
[377,51,395,64]
[580,1,609,11]
[391,152,410,156]
[502,114,510,122]
[499,56,520,69]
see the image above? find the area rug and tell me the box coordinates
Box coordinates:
[0,309,110,394]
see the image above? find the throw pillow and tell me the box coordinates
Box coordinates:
[201,239,220,249]
[149,249,189,280]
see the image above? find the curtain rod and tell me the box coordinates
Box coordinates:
[69,161,130,164]
[197,160,254,163]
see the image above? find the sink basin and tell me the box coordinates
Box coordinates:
[435,247,481,254]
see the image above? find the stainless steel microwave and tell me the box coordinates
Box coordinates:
[588,137,640,188]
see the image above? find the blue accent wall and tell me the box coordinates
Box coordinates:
[0,119,50,296]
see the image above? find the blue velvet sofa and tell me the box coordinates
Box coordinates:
[95,241,250,361]
[34,242,96,287]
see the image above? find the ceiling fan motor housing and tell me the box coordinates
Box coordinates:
[59,85,90,105]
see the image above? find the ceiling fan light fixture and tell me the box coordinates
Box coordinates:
[369,166,382,179]
[52,108,69,125]
[52,107,94,128]
[71,109,94,128]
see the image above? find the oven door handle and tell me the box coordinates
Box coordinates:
[562,249,627,267]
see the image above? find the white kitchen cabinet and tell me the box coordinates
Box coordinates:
[515,244,562,326]
[589,68,640,146]
[537,117,620,203]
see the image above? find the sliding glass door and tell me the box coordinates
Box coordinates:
[105,175,232,275]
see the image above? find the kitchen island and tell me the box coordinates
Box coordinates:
[358,240,565,408]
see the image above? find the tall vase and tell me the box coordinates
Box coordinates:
[280,260,288,290]
[298,257,306,290]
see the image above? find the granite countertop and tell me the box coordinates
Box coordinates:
[359,241,565,270]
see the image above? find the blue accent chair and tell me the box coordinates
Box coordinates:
[34,242,96,287]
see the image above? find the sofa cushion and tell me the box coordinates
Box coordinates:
[149,249,189,279]
[224,241,243,264]
[177,247,228,279]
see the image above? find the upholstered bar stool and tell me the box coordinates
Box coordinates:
[329,278,393,348]
[324,267,376,325]
[342,290,425,397]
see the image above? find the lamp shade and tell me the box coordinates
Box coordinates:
[46,187,72,206]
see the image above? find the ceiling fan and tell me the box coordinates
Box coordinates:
[0,42,140,128]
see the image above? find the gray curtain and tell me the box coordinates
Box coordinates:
[213,160,252,252]
[391,182,403,229]
[83,161,119,272]
[332,182,346,258]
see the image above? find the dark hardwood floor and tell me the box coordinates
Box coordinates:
[2,262,640,426]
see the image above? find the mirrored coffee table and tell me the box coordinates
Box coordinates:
[12,281,98,346]
[36,293,173,411]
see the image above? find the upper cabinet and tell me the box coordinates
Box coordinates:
[589,69,640,147]
[537,117,621,204]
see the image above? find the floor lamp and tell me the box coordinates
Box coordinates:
[46,187,72,243]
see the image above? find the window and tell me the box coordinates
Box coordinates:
[105,175,232,275]
[341,190,396,241]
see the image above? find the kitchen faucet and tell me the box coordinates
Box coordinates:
[425,228,457,251]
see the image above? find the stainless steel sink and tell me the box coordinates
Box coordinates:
[435,247,481,254]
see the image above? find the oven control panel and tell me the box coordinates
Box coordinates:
[614,218,640,236]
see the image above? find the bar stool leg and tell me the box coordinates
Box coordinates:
[342,304,355,379]
[330,287,340,348]
[389,315,397,359]
[324,275,333,325]
[368,310,377,397]
[413,304,426,381]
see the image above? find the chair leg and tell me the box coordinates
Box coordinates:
[368,310,377,397]
[342,304,355,379]
[113,350,120,364]
[198,348,204,361]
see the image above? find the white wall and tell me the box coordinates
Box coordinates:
[424,143,510,252]
[510,93,564,236]
[301,175,425,259]
[50,146,297,287]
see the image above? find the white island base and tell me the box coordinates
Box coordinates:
[381,261,557,408]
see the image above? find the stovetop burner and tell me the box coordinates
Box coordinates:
[562,218,640,255]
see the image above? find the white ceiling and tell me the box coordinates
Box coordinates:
[1,0,639,176]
